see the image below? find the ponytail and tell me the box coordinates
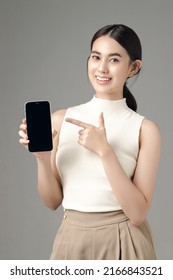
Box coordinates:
[123,83,137,112]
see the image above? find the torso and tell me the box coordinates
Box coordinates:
[55,96,145,212]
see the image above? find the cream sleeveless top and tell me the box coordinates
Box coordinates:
[56,96,145,212]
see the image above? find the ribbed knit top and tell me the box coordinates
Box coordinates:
[56,96,145,212]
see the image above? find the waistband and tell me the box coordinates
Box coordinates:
[64,209,129,228]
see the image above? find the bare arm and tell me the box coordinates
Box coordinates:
[100,119,161,225]
[66,114,161,225]
[19,109,67,210]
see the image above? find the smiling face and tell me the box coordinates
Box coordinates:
[88,35,135,100]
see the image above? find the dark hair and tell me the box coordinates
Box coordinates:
[90,24,142,111]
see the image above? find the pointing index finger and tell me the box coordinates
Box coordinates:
[65,118,89,129]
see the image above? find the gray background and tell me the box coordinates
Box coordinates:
[0,0,172,259]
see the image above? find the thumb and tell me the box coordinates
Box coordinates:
[98,112,105,130]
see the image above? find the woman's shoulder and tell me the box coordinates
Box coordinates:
[51,109,67,133]
[52,108,67,119]
[140,118,161,147]
[141,118,160,135]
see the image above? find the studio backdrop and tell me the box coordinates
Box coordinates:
[0,0,172,259]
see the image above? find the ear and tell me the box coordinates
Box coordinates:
[128,60,142,78]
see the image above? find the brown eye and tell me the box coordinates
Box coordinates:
[110,58,119,63]
[91,55,100,60]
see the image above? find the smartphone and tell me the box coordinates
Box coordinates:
[25,101,53,152]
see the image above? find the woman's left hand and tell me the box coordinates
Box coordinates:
[65,112,110,157]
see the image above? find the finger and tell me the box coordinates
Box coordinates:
[78,138,85,146]
[99,112,105,129]
[78,129,85,135]
[19,123,27,130]
[22,118,27,124]
[18,130,28,139]
[65,118,89,129]
[79,135,84,142]
[19,138,29,145]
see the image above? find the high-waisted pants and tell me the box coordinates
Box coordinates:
[50,209,156,260]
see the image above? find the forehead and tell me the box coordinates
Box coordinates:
[92,35,128,57]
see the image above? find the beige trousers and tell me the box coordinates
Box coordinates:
[50,209,156,260]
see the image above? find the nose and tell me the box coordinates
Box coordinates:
[98,59,109,73]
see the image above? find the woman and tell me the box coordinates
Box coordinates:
[19,24,161,260]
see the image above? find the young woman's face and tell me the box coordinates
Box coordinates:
[88,35,133,99]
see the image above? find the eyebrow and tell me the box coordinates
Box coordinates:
[91,51,122,58]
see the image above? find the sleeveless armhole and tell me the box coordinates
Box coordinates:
[57,108,70,150]
[138,116,146,150]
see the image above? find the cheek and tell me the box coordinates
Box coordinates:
[88,62,96,80]
[112,64,130,79]
[88,60,95,71]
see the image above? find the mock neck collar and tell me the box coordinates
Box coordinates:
[87,95,129,119]
[90,95,128,112]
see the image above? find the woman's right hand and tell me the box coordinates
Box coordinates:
[18,118,57,159]
[18,118,30,148]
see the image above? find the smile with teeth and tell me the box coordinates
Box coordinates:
[96,76,112,82]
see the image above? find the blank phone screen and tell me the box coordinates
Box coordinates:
[25,101,53,152]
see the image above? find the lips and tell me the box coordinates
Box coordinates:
[95,76,112,83]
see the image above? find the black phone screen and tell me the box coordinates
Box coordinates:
[25,101,53,152]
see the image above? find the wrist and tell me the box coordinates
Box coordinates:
[36,152,51,163]
[98,144,113,158]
